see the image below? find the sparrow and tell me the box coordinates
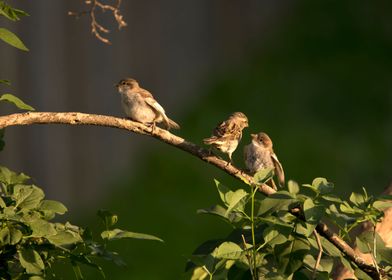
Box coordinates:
[243,132,285,189]
[115,78,180,130]
[203,112,249,163]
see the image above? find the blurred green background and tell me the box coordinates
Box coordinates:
[1,1,392,279]
[79,1,391,279]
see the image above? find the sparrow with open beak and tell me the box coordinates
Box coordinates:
[116,78,180,130]
[244,132,285,189]
[203,112,249,163]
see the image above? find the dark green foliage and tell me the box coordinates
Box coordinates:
[187,173,392,279]
[0,166,162,279]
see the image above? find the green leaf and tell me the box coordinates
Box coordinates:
[373,200,392,210]
[311,178,333,194]
[274,237,310,276]
[319,236,342,258]
[0,28,28,50]
[356,231,392,263]
[287,180,299,195]
[257,191,295,216]
[97,209,118,228]
[262,225,288,246]
[18,249,44,275]
[253,168,274,184]
[29,276,45,280]
[215,179,230,205]
[211,242,243,260]
[0,93,34,110]
[354,268,373,280]
[0,28,29,51]
[39,200,67,215]
[0,166,30,185]
[101,228,163,242]
[321,195,343,203]
[28,218,57,237]
[13,184,44,209]
[349,192,366,207]
[0,195,6,208]
[0,226,22,245]
[88,244,126,267]
[0,79,11,85]
[197,204,244,225]
[225,189,248,215]
[71,262,83,280]
[340,202,359,215]
[47,230,82,246]
[0,2,29,21]
[303,198,325,225]
[214,180,249,214]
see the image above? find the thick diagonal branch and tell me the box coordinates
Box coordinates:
[0,112,381,278]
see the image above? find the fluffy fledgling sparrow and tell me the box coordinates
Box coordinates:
[203,112,249,163]
[116,78,180,130]
[243,132,285,189]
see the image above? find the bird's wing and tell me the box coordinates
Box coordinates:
[271,152,285,187]
[139,89,166,116]
[214,120,240,137]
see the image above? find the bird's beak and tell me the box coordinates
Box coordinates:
[114,83,119,88]
[250,133,257,138]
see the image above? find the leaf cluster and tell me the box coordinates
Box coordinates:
[187,171,392,279]
[0,1,28,51]
[0,166,162,279]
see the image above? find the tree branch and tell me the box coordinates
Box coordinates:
[0,112,381,278]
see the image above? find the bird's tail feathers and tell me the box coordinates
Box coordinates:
[203,136,218,145]
[164,116,180,130]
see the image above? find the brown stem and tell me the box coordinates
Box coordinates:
[0,111,382,278]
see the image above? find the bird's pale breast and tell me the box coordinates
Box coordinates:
[121,92,161,123]
[245,143,274,173]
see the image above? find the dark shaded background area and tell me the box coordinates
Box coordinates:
[0,1,391,279]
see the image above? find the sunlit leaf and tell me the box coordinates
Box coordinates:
[225,188,248,215]
[349,192,366,207]
[0,165,30,185]
[257,191,295,215]
[39,200,67,215]
[311,178,333,194]
[13,184,44,209]
[47,230,82,246]
[101,228,163,242]
[253,168,274,184]
[0,28,28,51]
[287,180,299,195]
[18,249,44,275]
[0,2,29,21]
[0,93,34,110]
[211,242,243,260]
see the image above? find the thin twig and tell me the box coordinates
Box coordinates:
[367,243,380,279]
[0,111,382,279]
[68,0,127,44]
[312,229,323,279]
[241,234,255,280]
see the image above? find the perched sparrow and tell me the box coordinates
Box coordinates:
[203,112,249,163]
[116,78,180,130]
[243,132,285,189]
